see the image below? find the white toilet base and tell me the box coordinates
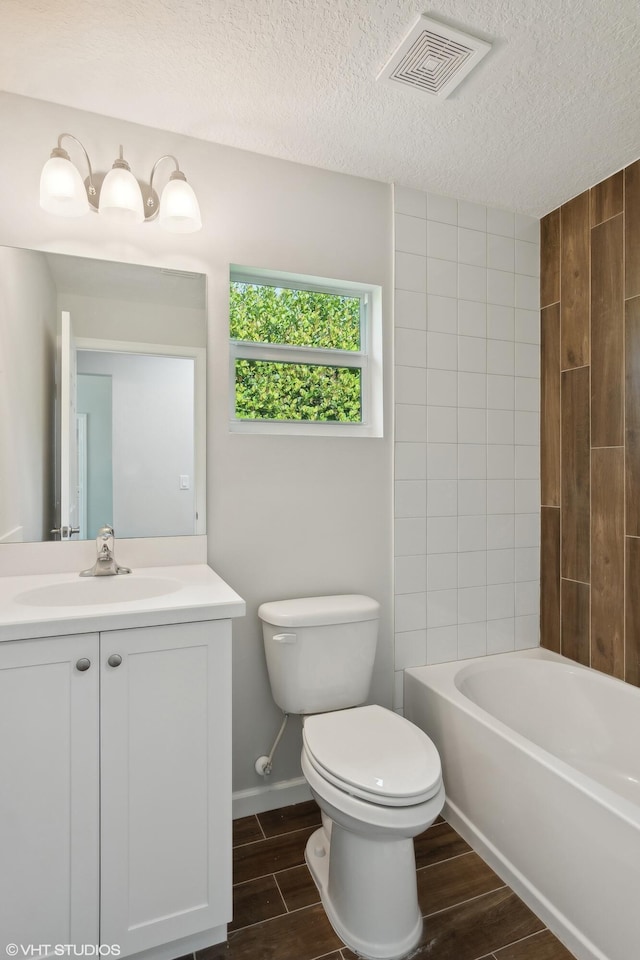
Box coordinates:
[305,821,423,960]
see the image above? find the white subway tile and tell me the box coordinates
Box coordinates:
[428,220,458,261]
[427,479,457,516]
[515,308,540,344]
[458,200,486,231]
[427,443,457,479]
[487,339,515,375]
[487,514,515,549]
[396,288,427,331]
[515,614,540,649]
[427,193,457,224]
[396,404,427,442]
[395,365,427,405]
[396,251,427,293]
[396,213,427,256]
[458,300,486,337]
[515,445,540,480]
[396,442,427,480]
[426,625,458,664]
[487,304,515,341]
[396,592,427,632]
[458,621,487,659]
[426,552,458,591]
[487,234,515,272]
[515,240,540,277]
[427,331,458,370]
[427,369,457,407]
[458,407,487,444]
[515,580,540,617]
[515,513,540,548]
[427,257,458,297]
[487,409,514,445]
[487,548,515,585]
[487,617,515,653]
[395,555,427,595]
[515,547,540,582]
[395,480,427,518]
[487,583,515,620]
[487,479,515,514]
[395,185,427,219]
[487,444,515,479]
[458,444,487,479]
[515,274,540,310]
[395,628,428,667]
[427,553,458,590]
[515,342,540,378]
[458,227,487,267]
[515,478,540,513]
[427,516,458,553]
[458,515,487,551]
[458,480,487,515]
[458,551,487,588]
[459,335,487,373]
[515,213,539,243]
[486,207,515,238]
[458,264,487,302]
[394,669,404,710]
[394,518,427,556]
[427,588,459,628]
[515,377,540,411]
[515,411,540,445]
[458,585,487,623]
[427,406,457,443]
[487,374,515,410]
[487,268,515,307]
[458,372,487,408]
[427,294,457,333]
[395,327,427,368]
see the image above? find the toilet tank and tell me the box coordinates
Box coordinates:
[258,595,380,714]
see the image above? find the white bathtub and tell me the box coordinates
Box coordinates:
[404,648,640,960]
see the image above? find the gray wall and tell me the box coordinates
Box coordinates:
[0,92,394,798]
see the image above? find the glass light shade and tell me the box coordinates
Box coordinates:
[98,166,144,223]
[158,178,202,233]
[40,156,89,217]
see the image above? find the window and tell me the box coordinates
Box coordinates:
[229,268,382,436]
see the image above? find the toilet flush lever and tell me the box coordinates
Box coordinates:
[273,633,297,644]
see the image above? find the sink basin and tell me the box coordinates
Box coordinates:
[15,576,183,607]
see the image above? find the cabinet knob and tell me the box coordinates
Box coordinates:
[107,654,122,668]
[76,658,91,672]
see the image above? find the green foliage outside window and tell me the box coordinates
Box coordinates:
[230,282,363,422]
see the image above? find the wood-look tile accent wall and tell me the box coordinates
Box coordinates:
[540,159,640,684]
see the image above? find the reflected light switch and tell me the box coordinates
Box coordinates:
[179,475,190,490]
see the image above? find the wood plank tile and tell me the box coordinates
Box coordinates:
[541,208,560,307]
[410,888,545,960]
[233,828,310,884]
[541,303,561,505]
[541,507,561,653]
[233,815,263,847]
[257,800,321,838]
[276,863,320,911]
[591,448,624,678]
[626,537,640,686]
[417,851,504,917]
[626,297,640,535]
[413,820,471,869]
[494,928,575,959]
[590,170,623,226]
[625,159,640,299]
[197,903,342,960]
[561,367,590,582]
[229,875,286,932]
[590,215,624,446]
[560,191,590,368]
[561,578,590,666]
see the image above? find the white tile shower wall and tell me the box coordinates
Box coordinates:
[393,187,540,711]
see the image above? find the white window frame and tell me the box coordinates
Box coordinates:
[229,266,383,437]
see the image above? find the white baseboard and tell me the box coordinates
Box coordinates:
[233,776,312,819]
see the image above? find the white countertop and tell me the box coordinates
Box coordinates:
[0,564,246,641]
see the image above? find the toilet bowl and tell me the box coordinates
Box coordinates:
[258,595,445,960]
[301,704,444,960]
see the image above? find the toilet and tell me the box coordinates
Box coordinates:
[258,594,444,960]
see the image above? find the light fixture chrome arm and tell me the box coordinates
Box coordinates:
[53,133,97,199]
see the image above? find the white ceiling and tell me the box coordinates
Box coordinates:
[2,0,640,216]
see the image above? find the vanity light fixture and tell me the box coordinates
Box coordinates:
[40,133,202,233]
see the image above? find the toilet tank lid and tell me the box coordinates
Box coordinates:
[258,594,380,627]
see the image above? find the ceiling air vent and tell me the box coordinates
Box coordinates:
[378,15,491,99]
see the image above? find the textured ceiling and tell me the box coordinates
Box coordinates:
[1,0,639,216]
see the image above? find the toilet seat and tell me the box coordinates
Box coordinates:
[302,704,442,807]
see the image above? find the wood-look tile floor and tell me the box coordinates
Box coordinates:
[192,800,576,960]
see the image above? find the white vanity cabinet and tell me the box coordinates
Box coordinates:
[0,608,235,960]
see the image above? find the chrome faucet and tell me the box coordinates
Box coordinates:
[80,524,131,577]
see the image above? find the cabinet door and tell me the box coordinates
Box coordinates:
[0,634,100,955]
[100,620,232,956]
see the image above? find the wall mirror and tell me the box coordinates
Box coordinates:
[0,246,207,543]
